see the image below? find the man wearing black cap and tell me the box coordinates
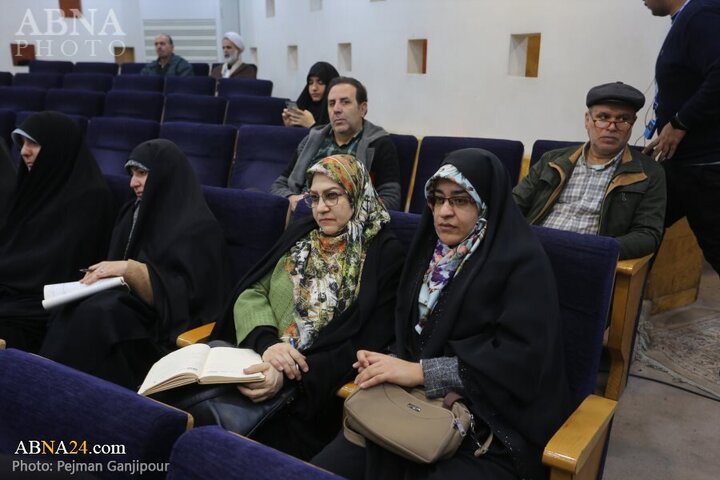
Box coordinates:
[513,81,666,260]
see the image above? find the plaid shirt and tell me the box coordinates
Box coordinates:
[312,128,362,164]
[541,147,622,235]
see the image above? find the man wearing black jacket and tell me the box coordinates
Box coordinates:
[643,0,720,276]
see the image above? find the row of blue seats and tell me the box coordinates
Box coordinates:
[19,59,227,76]
[0,181,619,478]
[0,73,273,96]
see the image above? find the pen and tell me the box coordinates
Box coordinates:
[288,338,300,370]
[79,268,92,273]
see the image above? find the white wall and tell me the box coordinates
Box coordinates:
[239,0,670,151]
[0,0,671,152]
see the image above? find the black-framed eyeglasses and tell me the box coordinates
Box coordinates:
[590,116,635,132]
[427,194,474,209]
[303,190,347,208]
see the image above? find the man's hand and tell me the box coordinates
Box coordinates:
[238,362,284,403]
[643,122,687,161]
[262,342,308,380]
[288,194,305,212]
[353,350,424,389]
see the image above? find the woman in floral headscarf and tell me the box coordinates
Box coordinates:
[211,154,404,460]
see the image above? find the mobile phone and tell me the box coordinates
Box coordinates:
[285,100,298,111]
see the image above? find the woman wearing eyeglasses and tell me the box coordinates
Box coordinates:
[313,149,571,480]
[211,154,404,460]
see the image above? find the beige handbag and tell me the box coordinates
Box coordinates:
[343,383,493,464]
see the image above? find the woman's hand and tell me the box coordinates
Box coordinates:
[353,350,424,389]
[238,362,284,403]
[80,261,129,285]
[282,108,316,128]
[262,342,308,380]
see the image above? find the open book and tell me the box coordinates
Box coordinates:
[42,277,128,310]
[138,344,265,396]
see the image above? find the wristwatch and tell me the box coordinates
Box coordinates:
[670,114,688,131]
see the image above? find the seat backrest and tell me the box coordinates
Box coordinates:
[191,62,210,77]
[202,186,288,283]
[224,95,286,127]
[388,211,421,248]
[164,76,216,96]
[12,73,64,89]
[167,426,340,479]
[120,62,146,75]
[531,226,619,408]
[104,173,135,210]
[103,90,165,121]
[87,117,160,176]
[0,348,190,478]
[28,59,73,74]
[62,72,114,92]
[159,122,238,187]
[389,133,419,211]
[530,139,582,166]
[163,93,227,125]
[0,86,46,112]
[0,72,13,86]
[46,88,105,117]
[217,78,274,98]
[73,61,119,75]
[228,124,308,191]
[112,74,165,92]
[407,136,524,212]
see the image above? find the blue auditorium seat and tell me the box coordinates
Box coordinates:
[228,124,307,192]
[388,133,419,211]
[119,62,145,74]
[86,117,160,176]
[112,74,165,92]
[530,139,582,166]
[62,73,114,92]
[73,61,119,75]
[46,88,105,117]
[0,348,191,480]
[224,95,286,128]
[164,76,216,96]
[159,122,238,187]
[201,186,289,284]
[217,78,273,97]
[407,136,524,213]
[190,62,210,77]
[12,73,63,89]
[166,426,341,480]
[103,90,164,121]
[0,86,46,112]
[28,59,73,74]
[0,72,13,86]
[163,94,227,124]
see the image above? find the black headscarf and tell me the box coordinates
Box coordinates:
[109,139,230,344]
[0,138,15,221]
[394,149,571,475]
[0,111,114,300]
[296,61,339,126]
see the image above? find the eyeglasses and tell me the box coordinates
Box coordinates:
[303,190,347,208]
[427,195,474,209]
[590,117,635,131]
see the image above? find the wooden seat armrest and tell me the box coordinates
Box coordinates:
[605,253,653,400]
[176,322,216,348]
[337,382,359,399]
[543,394,617,479]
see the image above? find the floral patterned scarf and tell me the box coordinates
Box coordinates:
[416,164,488,335]
[285,154,389,349]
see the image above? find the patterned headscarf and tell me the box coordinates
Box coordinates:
[285,154,389,348]
[416,164,488,334]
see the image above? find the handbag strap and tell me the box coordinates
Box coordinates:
[442,391,464,409]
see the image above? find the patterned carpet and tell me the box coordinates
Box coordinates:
[633,302,720,400]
